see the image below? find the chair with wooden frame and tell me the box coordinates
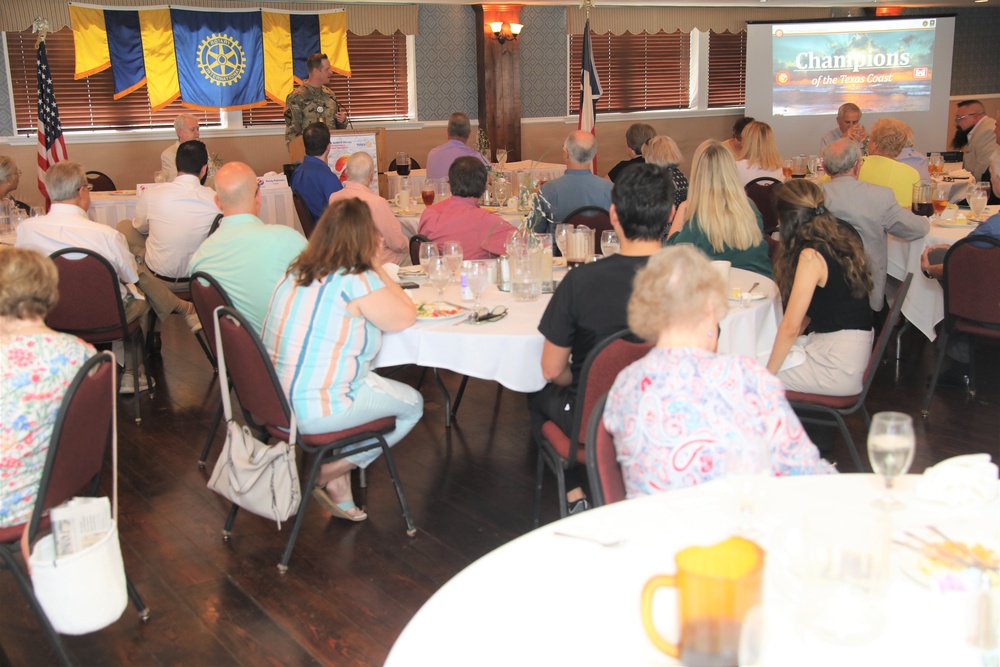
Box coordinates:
[46,248,150,425]
[744,176,782,236]
[214,306,416,572]
[785,272,913,471]
[0,352,149,667]
[534,329,652,525]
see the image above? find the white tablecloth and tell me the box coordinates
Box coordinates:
[386,161,567,199]
[886,206,995,341]
[374,265,781,393]
[87,186,301,234]
[385,474,999,667]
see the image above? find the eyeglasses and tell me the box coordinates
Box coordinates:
[954,113,981,122]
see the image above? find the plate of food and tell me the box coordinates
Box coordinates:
[728,289,768,302]
[897,530,1000,591]
[936,215,978,229]
[415,301,469,322]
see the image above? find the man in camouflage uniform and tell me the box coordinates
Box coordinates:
[284,53,348,147]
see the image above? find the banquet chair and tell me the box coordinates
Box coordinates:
[0,352,149,667]
[562,206,612,255]
[744,177,781,235]
[922,236,1000,416]
[291,191,316,239]
[765,234,780,268]
[584,392,627,508]
[85,170,116,192]
[409,234,431,265]
[388,157,421,171]
[214,307,416,572]
[191,272,236,467]
[46,248,150,425]
[534,330,652,525]
[207,212,224,236]
[785,272,913,471]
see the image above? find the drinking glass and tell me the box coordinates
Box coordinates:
[496,148,508,171]
[427,256,451,298]
[492,174,511,206]
[396,151,411,177]
[932,183,951,217]
[466,260,489,308]
[929,153,944,176]
[554,223,571,257]
[782,159,794,181]
[418,241,439,272]
[600,230,620,256]
[421,179,437,206]
[441,240,463,283]
[725,440,771,537]
[969,182,990,220]
[867,411,915,508]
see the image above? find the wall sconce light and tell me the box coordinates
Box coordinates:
[489,21,522,45]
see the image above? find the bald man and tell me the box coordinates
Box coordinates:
[189,162,307,332]
[532,130,613,233]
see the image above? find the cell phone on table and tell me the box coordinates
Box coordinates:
[398,281,420,289]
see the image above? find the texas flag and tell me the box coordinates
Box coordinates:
[578,19,602,171]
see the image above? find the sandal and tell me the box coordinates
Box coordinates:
[312,486,367,522]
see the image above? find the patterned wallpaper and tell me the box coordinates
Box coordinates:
[906,7,1000,96]
[520,6,568,119]
[415,5,478,122]
[0,43,13,136]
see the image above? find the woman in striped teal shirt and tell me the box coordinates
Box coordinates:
[263,198,423,522]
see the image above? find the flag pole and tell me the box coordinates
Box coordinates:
[578,0,601,173]
[34,16,68,212]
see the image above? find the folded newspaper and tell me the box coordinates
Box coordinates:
[50,497,113,558]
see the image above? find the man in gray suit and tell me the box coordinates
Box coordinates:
[952,100,997,181]
[821,139,929,314]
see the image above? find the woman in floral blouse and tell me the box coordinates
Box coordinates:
[603,246,834,498]
[1,248,93,528]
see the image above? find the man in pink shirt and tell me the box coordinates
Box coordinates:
[328,152,409,265]
[418,157,517,259]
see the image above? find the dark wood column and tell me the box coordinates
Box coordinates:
[474,5,522,162]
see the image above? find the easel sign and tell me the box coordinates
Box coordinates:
[328,128,386,197]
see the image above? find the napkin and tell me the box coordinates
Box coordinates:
[398,265,425,277]
[917,454,999,506]
[945,169,973,180]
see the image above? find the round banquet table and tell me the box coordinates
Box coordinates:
[385,474,999,667]
[374,265,782,394]
[386,161,567,200]
[388,200,527,239]
[886,205,997,342]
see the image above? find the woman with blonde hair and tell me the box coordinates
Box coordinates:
[736,121,785,186]
[1,248,94,528]
[262,197,424,522]
[666,139,772,278]
[766,179,874,396]
[603,246,833,497]
[641,135,688,208]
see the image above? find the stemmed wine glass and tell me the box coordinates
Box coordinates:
[968,182,990,221]
[554,223,571,258]
[427,256,451,299]
[441,241,463,283]
[418,241,439,273]
[466,260,489,309]
[600,230,620,256]
[867,411,915,508]
[725,440,771,537]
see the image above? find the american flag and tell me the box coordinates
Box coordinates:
[577,19,602,172]
[36,38,67,207]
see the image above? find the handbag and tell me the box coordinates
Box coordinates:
[208,312,301,529]
[20,351,128,635]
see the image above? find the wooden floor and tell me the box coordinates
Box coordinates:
[2,317,998,666]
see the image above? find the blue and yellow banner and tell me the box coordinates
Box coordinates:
[68,3,349,111]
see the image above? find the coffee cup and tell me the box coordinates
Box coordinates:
[393,190,411,213]
[641,537,764,666]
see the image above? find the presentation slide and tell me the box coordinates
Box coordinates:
[772,18,937,116]
[746,16,955,156]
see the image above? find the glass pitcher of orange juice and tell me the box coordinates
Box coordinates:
[640,537,764,667]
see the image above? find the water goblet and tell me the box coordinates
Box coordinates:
[441,241,463,283]
[725,440,771,538]
[418,241,439,272]
[600,230,620,256]
[427,256,451,298]
[968,182,990,220]
[554,223,571,257]
[867,411,915,509]
[466,260,489,309]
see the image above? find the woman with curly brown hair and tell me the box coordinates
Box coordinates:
[766,179,874,396]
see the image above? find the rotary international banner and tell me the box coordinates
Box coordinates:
[68,3,349,111]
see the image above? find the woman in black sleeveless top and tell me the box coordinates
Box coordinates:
[766,180,874,396]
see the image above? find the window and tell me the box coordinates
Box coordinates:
[707,31,747,108]
[6,28,218,134]
[569,31,691,114]
[243,31,409,126]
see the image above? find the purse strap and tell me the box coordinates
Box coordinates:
[214,306,296,445]
[20,350,119,572]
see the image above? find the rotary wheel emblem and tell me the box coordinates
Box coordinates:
[197,33,245,86]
